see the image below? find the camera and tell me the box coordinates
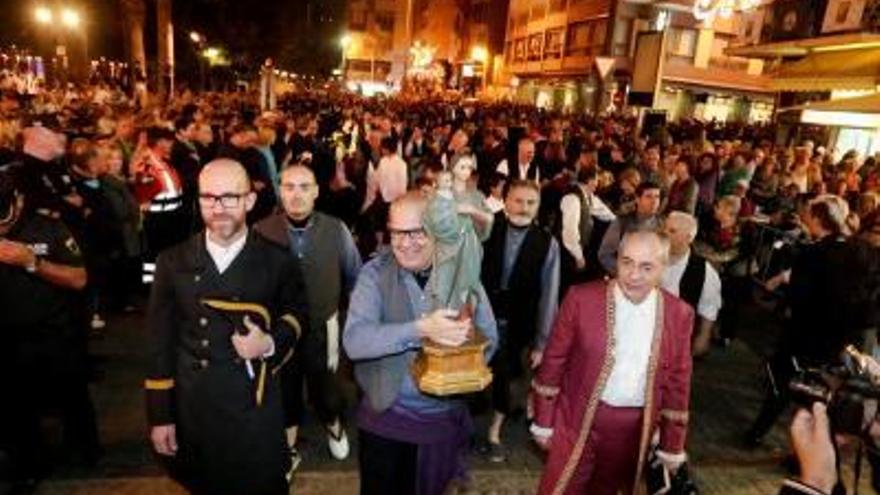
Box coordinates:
[789,347,880,436]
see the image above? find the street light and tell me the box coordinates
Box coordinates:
[340,34,353,82]
[35,7,53,24]
[202,47,220,60]
[470,45,488,64]
[340,34,352,50]
[61,9,81,28]
[189,31,208,90]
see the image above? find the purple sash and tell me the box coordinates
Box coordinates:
[358,402,473,495]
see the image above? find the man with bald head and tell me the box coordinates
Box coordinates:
[531,230,694,495]
[256,164,362,466]
[344,190,497,495]
[145,158,309,495]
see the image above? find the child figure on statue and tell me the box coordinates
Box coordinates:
[423,154,494,313]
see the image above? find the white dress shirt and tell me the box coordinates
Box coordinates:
[601,285,658,407]
[559,187,617,264]
[661,250,723,322]
[496,159,540,183]
[205,230,248,274]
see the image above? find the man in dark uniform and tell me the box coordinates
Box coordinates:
[16,126,83,225]
[480,180,560,462]
[0,170,99,491]
[145,159,308,495]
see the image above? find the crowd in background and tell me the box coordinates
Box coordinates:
[2,81,880,493]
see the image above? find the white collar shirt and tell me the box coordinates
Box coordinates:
[661,250,723,322]
[600,285,658,407]
[205,230,248,275]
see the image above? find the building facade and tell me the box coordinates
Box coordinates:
[343,0,508,92]
[501,0,774,122]
[727,0,880,154]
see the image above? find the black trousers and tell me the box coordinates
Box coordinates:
[358,429,416,495]
[489,321,528,416]
[281,325,347,429]
[6,335,100,480]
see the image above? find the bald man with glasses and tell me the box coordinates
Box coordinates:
[146,159,309,495]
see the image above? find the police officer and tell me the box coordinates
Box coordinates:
[145,159,308,495]
[0,169,99,490]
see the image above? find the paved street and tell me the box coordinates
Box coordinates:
[30,289,875,494]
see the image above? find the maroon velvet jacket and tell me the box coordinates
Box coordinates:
[531,280,694,495]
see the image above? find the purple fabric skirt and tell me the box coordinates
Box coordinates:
[357,401,473,495]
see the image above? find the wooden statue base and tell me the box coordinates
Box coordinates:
[412,330,493,396]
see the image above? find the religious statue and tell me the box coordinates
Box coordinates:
[412,153,495,395]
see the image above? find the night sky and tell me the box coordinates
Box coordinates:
[0,0,346,75]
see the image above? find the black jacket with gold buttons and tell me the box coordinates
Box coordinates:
[144,230,308,427]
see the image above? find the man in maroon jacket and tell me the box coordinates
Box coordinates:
[530,230,694,495]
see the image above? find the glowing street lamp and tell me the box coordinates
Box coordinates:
[35,7,53,24]
[340,34,353,50]
[202,47,220,60]
[61,9,81,28]
[190,31,204,44]
[470,45,488,64]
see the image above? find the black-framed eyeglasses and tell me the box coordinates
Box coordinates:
[198,193,247,209]
[388,228,428,243]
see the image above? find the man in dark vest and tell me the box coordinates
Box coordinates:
[255,164,362,467]
[343,191,498,495]
[661,211,722,357]
[558,167,617,297]
[496,138,541,184]
[480,179,560,462]
[146,159,308,495]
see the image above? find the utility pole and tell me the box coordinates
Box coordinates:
[156,0,174,98]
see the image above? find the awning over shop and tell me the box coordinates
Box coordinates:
[779,92,880,128]
[662,61,772,95]
[780,92,880,113]
[770,48,880,92]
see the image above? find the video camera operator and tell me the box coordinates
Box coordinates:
[746,195,880,447]
[784,349,880,495]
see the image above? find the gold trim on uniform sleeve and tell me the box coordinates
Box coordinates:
[144,378,175,390]
[201,299,271,329]
[279,314,302,340]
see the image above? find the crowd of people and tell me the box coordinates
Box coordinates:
[2,81,880,495]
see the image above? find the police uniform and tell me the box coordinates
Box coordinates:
[1,209,99,479]
[145,230,308,495]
